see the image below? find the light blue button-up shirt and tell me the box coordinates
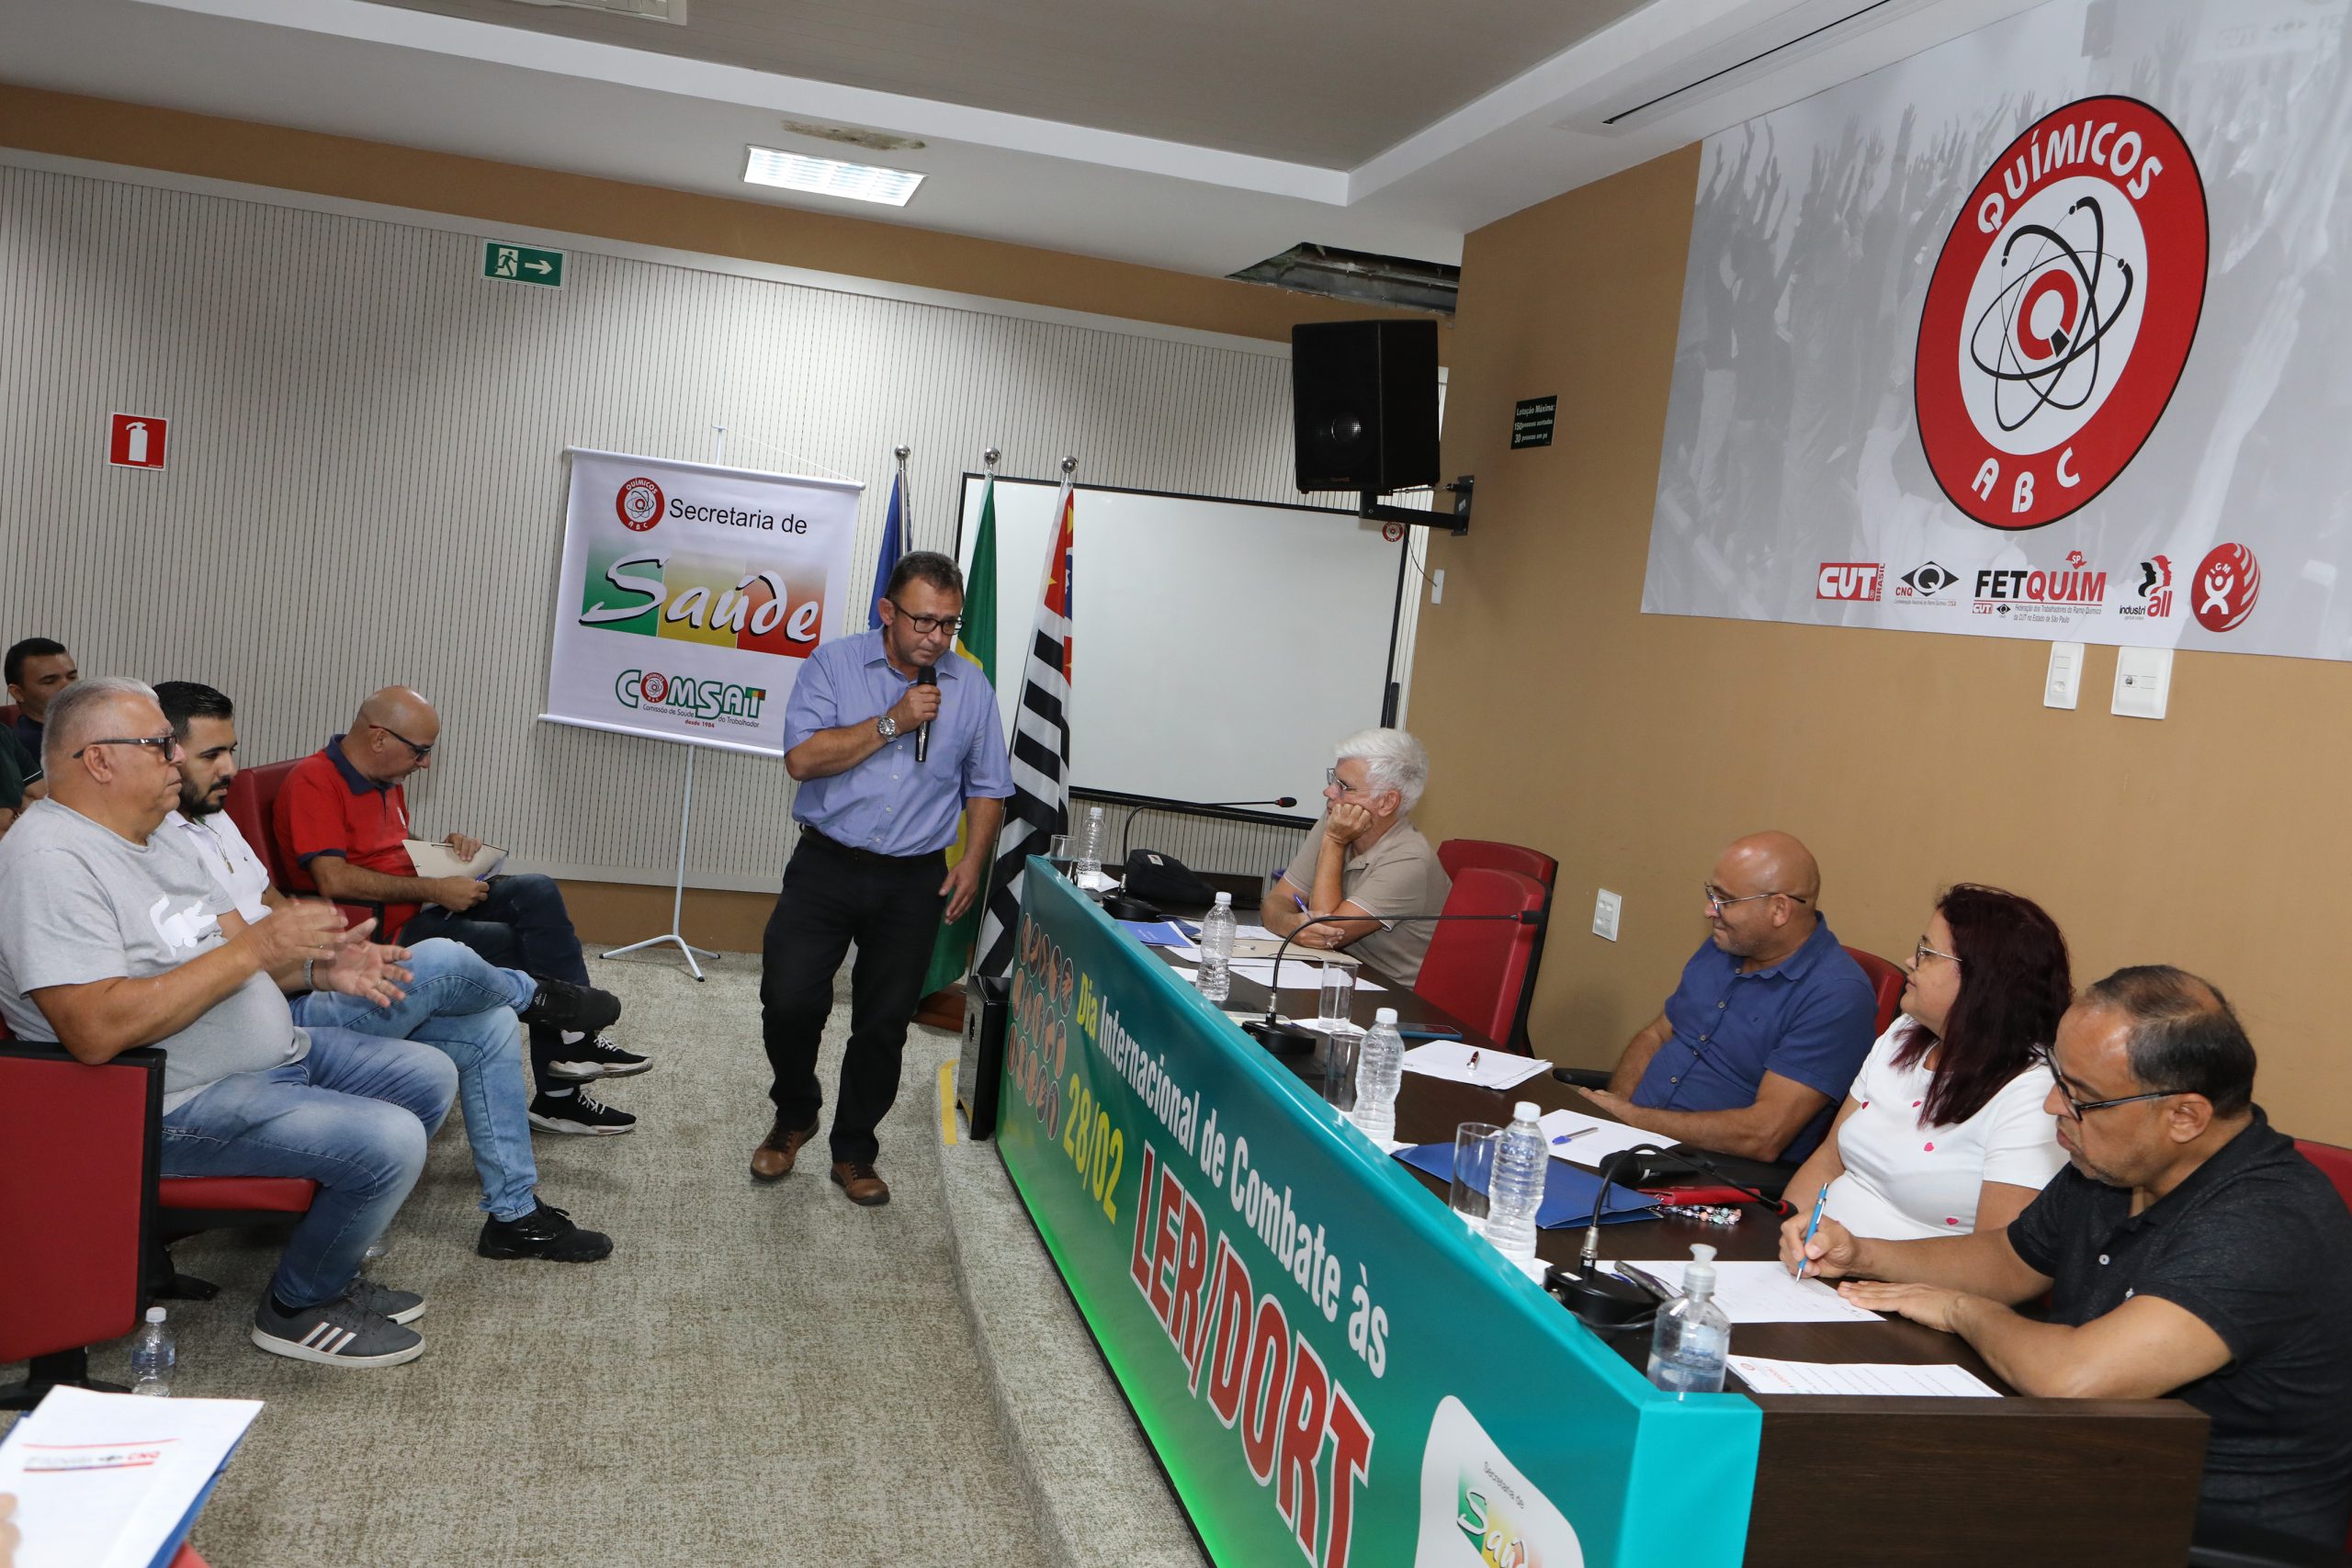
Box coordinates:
[783,629,1013,856]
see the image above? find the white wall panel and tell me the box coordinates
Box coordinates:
[0,162,1419,887]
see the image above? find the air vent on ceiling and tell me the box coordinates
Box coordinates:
[1573,0,1938,134]
[1227,243,1458,315]
[506,0,685,22]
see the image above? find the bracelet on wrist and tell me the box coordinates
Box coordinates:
[303,958,316,991]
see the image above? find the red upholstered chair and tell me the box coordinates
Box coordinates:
[0,701,18,728]
[222,758,302,891]
[2295,1139,2352,1216]
[1844,946,1907,1037]
[1434,840,1558,1051]
[0,1039,159,1407]
[1413,868,1546,1050]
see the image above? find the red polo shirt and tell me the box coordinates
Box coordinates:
[274,735,422,935]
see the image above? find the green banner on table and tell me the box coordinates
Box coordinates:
[997,867,1761,1568]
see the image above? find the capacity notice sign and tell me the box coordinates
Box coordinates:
[995,870,1761,1568]
[538,448,861,756]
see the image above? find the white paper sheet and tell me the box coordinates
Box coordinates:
[1228,960,1386,992]
[1727,1356,2001,1398]
[1536,1108,1657,1168]
[0,1385,264,1568]
[1633,1260,1883,1324]
[1399,1041,1553,1090]
[1286,1016,1365,1035]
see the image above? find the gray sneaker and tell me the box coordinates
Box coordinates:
[345,1278,426,1325]
[252,1292,424,1367]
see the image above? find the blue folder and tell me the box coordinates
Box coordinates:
[1396,1141,1658,1229]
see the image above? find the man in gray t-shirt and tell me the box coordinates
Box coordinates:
[0,678,457,1368]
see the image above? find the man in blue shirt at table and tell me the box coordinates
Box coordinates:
[752,551,1012,1205]
[1582,831,1876,1164]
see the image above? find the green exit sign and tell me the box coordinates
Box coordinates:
[482,241,564,288]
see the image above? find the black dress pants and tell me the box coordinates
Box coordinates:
[759,832,946,1164]
[401,873,589,1094]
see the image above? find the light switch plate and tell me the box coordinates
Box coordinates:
[2043,641,2084,709]
[2112,646,2172,719]
[1592,888,1622,942]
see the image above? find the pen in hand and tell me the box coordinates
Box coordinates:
[1794,1180,1831,1280]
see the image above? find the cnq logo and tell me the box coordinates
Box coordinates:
[615,669,767,721]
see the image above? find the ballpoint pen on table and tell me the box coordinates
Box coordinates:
[1794,1180,1831,1280]
[1550,1127,1593,1146]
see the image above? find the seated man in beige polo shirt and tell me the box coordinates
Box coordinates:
[1258,728,1451,985]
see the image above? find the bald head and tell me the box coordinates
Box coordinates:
[1720,831,1822,903]
[342,686,441,783]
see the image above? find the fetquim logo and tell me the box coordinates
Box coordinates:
[1915,97,2208,529]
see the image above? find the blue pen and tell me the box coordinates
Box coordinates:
[1291,891,1310,915]
[1794,1180,1831,1280]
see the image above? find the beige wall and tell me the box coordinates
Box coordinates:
[1409,146,2352,1143]
[0,85,1425,348]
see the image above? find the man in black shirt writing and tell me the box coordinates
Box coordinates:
[1791,965,2352,1549]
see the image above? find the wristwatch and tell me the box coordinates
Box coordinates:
[876,715,899,741]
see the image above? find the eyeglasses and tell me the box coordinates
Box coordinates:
[71,732,184,761]
[1325,767,1377,796]
[2030,1045,2182,1120]
[1702,884,1809,913]
[1912,939,1962,968]
[370,723,435,760]
[888,601,962,637]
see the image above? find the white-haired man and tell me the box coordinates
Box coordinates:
[1259,728,1451,986]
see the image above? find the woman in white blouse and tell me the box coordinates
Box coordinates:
[1778,884,2070,1258]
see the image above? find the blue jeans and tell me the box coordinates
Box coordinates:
[160,1029,458,1311]
[293,938,540,1221]
[401,874,590,1094]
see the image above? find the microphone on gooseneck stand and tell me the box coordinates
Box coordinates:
[1120,795,1300,859]
[914,665,937,763]
[1547,1144,1792,1328]
[1239,906,1546,1057]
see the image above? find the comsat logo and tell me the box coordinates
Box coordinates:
[616,669,767,723]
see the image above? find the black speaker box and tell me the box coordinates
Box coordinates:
[1291,319,1441,494]
[957,972,1010,1141]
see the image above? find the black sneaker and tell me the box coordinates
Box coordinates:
[518,977,622,1036]
[478,1201,614,1262]
[345,1278,426,1324]
[527,1087,637,1135]
[252,1292,424,1367]
[542,1033,652,1081]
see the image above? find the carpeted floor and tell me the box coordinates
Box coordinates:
[8,950,1047,1567]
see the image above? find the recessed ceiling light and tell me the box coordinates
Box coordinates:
[743,146,924,207]
[781,121,927,154]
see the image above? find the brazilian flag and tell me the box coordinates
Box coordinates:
[922,476,999,997]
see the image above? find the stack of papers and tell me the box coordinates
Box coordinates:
[1229,960,1386,992]
[1399,1041,1552,1090]
[0,1385,264,1568]
[1116,919,1195,947]
[1728,1356,2000,1397]
[1633,1259,1882,1324]
[1536,1108,1658,1169]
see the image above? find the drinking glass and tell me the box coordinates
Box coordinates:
[1047,834,1072,865]
[1317,964,1355,1032]
[1321,1027,1360,1113]
[1449,1122,1503,1230]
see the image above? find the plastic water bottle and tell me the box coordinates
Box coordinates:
[1350,1008,1405,1142]
[1647,1244,1733,1396]
[1196,892,1237,1003]
[1074,806,1106,885]
[1484,1100,1547,1259]
[130,1306,176,1396]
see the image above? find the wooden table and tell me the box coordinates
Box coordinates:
[1141,912,2208,1566]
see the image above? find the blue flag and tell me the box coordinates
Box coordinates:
[868,468,907,629]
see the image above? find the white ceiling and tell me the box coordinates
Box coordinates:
[1,0,2048,281]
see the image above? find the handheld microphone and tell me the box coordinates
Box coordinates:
[1546,1144,1792,1328]
[1121,795,1300,859]
[1238,906,1544,1056]
[914,666,937,763]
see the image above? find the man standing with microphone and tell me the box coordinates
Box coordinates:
[754,551,1011,1204]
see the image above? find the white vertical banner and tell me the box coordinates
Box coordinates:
[539,448,863,754]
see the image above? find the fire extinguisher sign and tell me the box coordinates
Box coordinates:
[108,413,168,470]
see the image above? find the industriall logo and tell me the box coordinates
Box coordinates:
[2117,554,2173,619]
[1915,96,2209,530]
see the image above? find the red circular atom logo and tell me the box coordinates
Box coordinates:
[1916,96,2207,530]
[2191,544,2260,632]
[616,477,664,531]
[639,671,670,704]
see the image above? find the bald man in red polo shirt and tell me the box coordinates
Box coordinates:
[275,687,651,1136]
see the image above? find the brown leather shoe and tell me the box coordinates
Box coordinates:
[829,1161,890,1206]
[749,1118,820,1181]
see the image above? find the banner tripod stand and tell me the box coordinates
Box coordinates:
[600,741,718,981]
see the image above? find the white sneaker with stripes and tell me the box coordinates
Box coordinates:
[251,1291,425,1367]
